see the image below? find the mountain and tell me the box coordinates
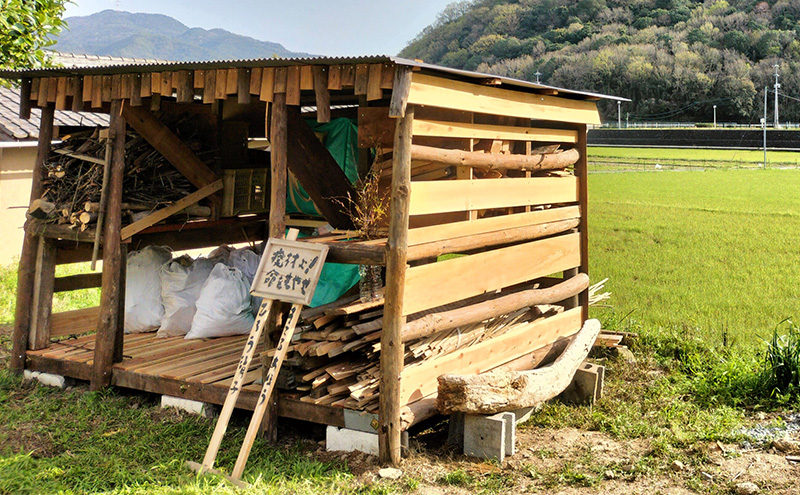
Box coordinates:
[401,0,800,123]
[53,10,311,62]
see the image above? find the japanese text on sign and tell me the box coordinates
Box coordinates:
[251,238,329,305]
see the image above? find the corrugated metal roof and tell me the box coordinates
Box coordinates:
[0,86,109,141]
[0,54,626,102]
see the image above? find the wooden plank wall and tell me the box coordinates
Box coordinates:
[22,62,396,111]
[384,76,599,407]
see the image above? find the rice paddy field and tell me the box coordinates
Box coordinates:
[587,165,800,346]
[589,145,800,170]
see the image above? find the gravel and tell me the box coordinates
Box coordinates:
[739,412,800,449]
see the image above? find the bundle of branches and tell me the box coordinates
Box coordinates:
[36,114,213,230]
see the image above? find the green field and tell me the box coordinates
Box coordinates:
[588,167,800,345]
[589,146,800,170]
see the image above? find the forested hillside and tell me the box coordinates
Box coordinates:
[401,0,800,123]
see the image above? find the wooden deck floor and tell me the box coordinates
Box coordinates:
[26,332,347,427]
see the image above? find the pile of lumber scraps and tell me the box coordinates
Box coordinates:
[271,294,564,412]
[35,115,212,231]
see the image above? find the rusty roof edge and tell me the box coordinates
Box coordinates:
[390,56,629,102]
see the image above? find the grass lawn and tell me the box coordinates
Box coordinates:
[588,146,800,171]
[588,167,800,345]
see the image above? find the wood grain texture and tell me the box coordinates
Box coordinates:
[412,119,578,143]
[409,177,578,216]
[29,237,56,350]
[400,307,583,403]
[407,73,601,125]
[402,232,581,316]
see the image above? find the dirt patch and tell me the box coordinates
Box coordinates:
[0,422,61,459]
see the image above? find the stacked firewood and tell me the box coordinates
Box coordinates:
[271,293,562,412]
[32,115,212,230]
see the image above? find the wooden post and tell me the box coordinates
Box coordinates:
[113,244,127,363]
[258,92,288,441]
[19,78,32,119]
[576,124,589,322]
[10,104,54,374]
[269,93,287,239]
[379,105,414,466]
[29,237,57,350]
[91,99,126,391]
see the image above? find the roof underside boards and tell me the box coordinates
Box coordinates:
[0,86,108,141]
[0,55,625,103]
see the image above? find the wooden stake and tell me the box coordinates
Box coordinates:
[90,137,112,270]
[231,302,303,480]
[11,104,54,374]
[91,99,126,391]
[379,105,414,466]
[198,299,275,471]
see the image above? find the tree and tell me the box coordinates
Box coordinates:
[0,0,68,70]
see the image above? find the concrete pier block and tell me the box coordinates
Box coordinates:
[326,426,379,456]
[160,395,214,418]
[559,362,605,406]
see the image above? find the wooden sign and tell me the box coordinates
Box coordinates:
[251,238,328,305]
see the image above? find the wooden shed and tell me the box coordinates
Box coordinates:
[1,56,621,465]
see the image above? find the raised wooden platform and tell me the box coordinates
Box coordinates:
[25,332,350,428]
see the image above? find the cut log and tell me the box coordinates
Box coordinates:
[402,273,589,343]
[410,145,579,171]
[436,318,601,414]
[28,199,56,219]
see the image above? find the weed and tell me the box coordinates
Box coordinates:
[436,468,473,487]
[760,320,800,399]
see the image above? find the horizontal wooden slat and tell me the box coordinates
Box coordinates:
[406,205,580,245]
[54,272,102,292]
[50,306,100,338]
[412,119,578,143]
[400,307,582,403]
[402,232,580,316]
[407,73,600,125]
[409,177,577,216]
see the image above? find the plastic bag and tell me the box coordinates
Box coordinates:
[185,264,254,339]
[227,247,260,285]
[157,255,217,337]
[124,246,172,333]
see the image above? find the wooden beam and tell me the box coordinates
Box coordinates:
[91,99,126,391]
[401,307,583,404]
[237,68,251,104]
[285,108,355,229]
[410,145,579,171]
[402,232,581,316]
[389,66,412,118]
[29,237,57,350]
[412,119,578,143]
[19,78,32,119]
[54,272,103,292]
[120,180,223,240]
[379,105,414,467]
[407,73,601,125]
[577,125,589,322]
[121,104,219,189]
[406,205,580,246]
[402,273,589,343]
[11,104,54,373]
[409,176,578,216]
[312,66,330,123]
[269,93,288,238]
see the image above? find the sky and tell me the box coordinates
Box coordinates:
[62,0,457,56]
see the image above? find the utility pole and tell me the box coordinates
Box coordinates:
[774,63,780,128]
[534,71,541,84]
[764,86,768,168]
[617,101,621,128]
[626,112,629,128]
[713,105,717,128]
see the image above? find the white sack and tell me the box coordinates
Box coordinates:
[124,245,172,333]
[157,255,217,337]
[228,248,260,285]
[185,264,254,339]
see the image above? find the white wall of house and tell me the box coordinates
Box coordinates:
[0,143,35,265]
